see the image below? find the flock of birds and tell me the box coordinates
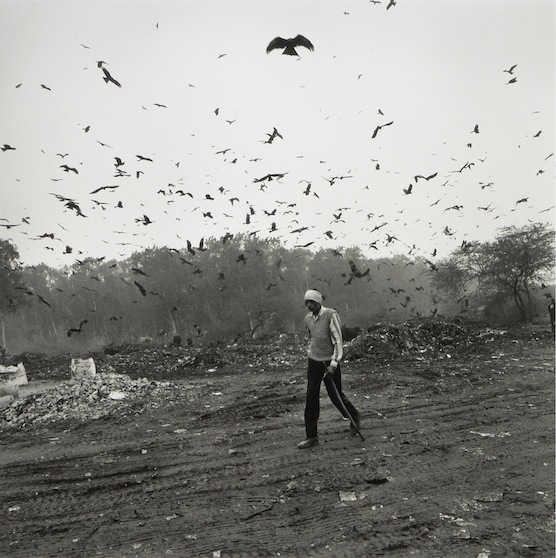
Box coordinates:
[1,6,554,335]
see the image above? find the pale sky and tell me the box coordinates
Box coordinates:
[1,0,554,268]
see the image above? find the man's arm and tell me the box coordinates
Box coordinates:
[329,312,343,366]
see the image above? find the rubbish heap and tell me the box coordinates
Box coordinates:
[2,333,306,383]
[99,332,305,380]
[2,372,190,428]
[344,317,507,363]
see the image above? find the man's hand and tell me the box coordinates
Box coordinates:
[324,364,336,379]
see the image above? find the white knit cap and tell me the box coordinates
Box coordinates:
[304,289,323,304]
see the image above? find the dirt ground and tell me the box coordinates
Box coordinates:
[1,323,554,558]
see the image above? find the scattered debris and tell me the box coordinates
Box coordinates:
[470,430,511,438]
[0,362,27,400]
[1,372,191,427]
[339,491,358,502]
[70,357,96,378]
[474,492,504,502]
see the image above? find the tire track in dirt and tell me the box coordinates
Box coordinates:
[1,342,553,557]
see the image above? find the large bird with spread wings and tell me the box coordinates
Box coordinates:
[266,35,314,56]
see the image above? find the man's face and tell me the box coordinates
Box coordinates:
[305,300,320,314]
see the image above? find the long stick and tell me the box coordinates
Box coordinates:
[324,374,365,441]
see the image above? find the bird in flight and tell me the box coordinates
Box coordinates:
[371,121,393,138]
[90,184,119,194]
[253,172,287,183]
[60,164,78,174]
[1,144,16,151]
[186,240,196,255]
[134,281,147,297]
[135,214,153,225]
[348,260,370,279]
[414,172,437,182]
[266,35,314,56]
[263,127,283,144]
[36,295,51,307]
[67,319,88,337]
[503,64,517,74]
[131,267,150,277]
[102,67,121,87]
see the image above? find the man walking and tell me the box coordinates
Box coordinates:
[298,289,361,449]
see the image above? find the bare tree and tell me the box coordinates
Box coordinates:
[433,223,555,321]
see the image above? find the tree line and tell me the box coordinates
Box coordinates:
[0,223,553,354]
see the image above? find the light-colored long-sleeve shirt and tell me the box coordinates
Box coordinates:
[305,306,343,365]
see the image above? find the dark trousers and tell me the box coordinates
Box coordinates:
[304,358,359,439]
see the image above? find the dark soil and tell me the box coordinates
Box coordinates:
[1,319,554,557]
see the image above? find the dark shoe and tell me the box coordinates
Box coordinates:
[297,437,319,449]
[349,413,361,436]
